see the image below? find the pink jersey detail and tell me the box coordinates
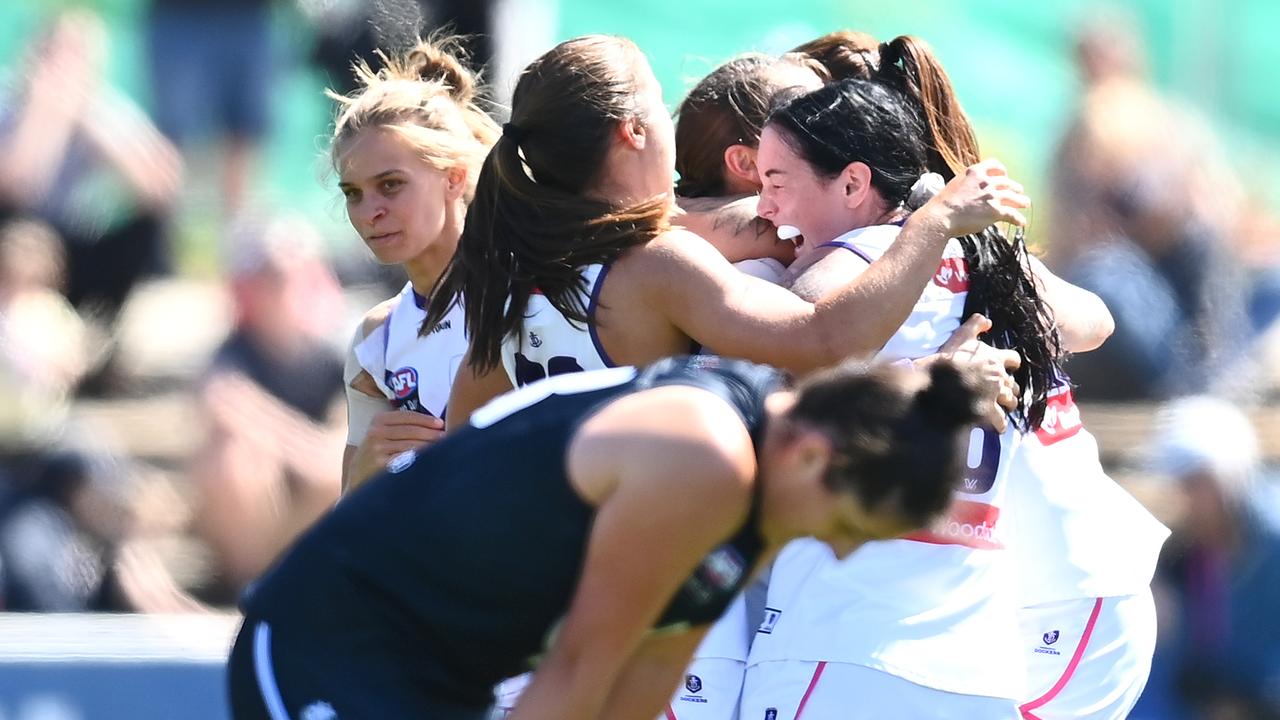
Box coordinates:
[792,661,827,719]
[1019,597,1105,718]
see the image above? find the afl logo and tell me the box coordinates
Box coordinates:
[932,257,969,292]
[388,367,419,400]
[685,674,702,693]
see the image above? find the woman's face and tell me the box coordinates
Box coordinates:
[338,127,460,266]
[755,125,855,253]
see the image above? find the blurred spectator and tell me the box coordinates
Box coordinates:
[0,219,96,481]
[188,215,345,603]
[0,9,182,339]
[0,450,202,613]
[1137,397,1280,719]
[1047,13,1258,401]
[301,0,495,97]
[146,0,274,214]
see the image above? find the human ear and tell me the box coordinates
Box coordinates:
[841,161,873,209]
[617,116,648,151]
[445,167,467,201]
[723,144,758,186]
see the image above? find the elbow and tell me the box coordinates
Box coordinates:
[1061,300,1115,353]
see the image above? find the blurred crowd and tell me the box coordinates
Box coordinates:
[0,3,1277,718]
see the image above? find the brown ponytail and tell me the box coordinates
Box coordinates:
[874,35,979,179]
[423,35,670,374]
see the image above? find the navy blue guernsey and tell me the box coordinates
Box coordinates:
[239,356,784,709]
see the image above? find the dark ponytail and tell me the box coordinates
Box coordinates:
[423,35,670,373]
[874,35,1065,430]
[791,360,986,528]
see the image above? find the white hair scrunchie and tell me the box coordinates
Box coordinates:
[906,172,946,210]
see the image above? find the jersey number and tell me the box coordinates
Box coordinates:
[961,426,1000,495]
[513,352,585,387]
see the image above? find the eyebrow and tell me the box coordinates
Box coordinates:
[763,169,787,178]
[338,169,405,187]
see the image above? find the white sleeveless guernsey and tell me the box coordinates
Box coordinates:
[500,264,614,387]
[353,282,468,418]
[1008,386,1169,607]
[747,224,1027,700]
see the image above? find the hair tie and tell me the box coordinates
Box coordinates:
[907,172,946,210]
[502,121,526,143]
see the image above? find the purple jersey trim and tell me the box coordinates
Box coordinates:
[813,239,874,265]
[587,264,617,368]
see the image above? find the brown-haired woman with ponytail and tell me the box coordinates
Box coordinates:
[744,32,1166,720]
[427,34,1030,430]
[329,37,498,491]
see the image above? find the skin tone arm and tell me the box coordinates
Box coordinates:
[1025,254,1114,352]
[509,387,757,720]
[673,195,794,264]
[637,161,1028,374]
[444,346,516,432]
[782,241,1114,355]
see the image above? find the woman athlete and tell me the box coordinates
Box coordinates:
[329,37,498,490]
[228,354,990,720]
[423,34,1031,429]
[768,33,1169,720]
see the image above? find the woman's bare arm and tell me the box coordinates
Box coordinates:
[640,161,1030,374]
[509,388,755,720]
[445,347,516,432]
[1025,254,1114,352]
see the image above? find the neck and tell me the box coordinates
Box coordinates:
[404,206,462,295]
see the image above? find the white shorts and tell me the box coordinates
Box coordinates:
[665,657,745,720]
[1018,591,1157,720]
[740,661,1021,719]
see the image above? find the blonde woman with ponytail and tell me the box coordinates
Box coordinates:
[329,37,498,491]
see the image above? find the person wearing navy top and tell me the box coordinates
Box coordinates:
[227,355,990,720]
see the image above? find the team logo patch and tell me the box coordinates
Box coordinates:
[932,257,969,292]
[758,607,782,634]
[529,331,543,348]
[1043,630,1060,645]
[387,367,419,400]
[685,674,702,693]
[765,709,778,720]
[1035,386,1084,446]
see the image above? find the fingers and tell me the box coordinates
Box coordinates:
[938,314,992,354]
[996,347,1022,371]
[983,402,1008,432]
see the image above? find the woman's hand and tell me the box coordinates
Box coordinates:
[917,160,1031,238]
[346,411,445,491]
[924,314,1022,431]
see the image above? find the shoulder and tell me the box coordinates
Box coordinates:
[585,382,758,491]
[625,228,734,282]
[352,296,399,346]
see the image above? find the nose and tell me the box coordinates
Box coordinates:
[756,193,777,221]
[350,197,386,232]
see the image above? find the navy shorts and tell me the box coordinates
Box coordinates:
[227,617,490,720]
